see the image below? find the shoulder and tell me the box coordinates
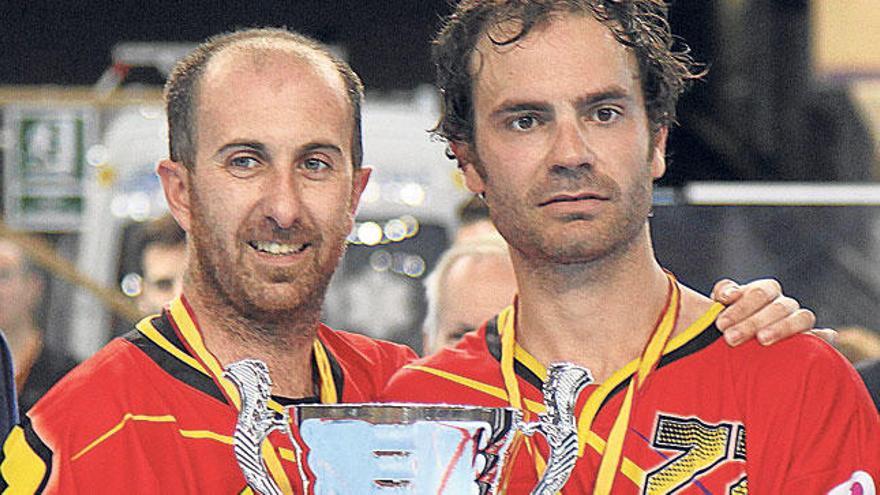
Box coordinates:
[317,325,417,400]
[12,336,167,484]
[318,325,417,368]
[26,338,151,440]
[31,339,143,409]
[381,329,504,405]
[729,333,862,386]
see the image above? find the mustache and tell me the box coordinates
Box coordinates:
[528,167,621,202]
[242,220,313,242]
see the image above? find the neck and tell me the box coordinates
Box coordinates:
[512,229,672,382]
[182,278,319,399]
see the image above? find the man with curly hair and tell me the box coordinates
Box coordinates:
[383,1,879,493]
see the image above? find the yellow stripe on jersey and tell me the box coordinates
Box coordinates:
[665,302,725,353]
[73,414,175,460]
[313,340,338,404]
[403,364,546,413]
[168,298,243,409]
[514,345,547,382]
[178,429,234,445]
[168,297,293,491]
[136,316,208,375]
[70,413,234,461]
[1,425,48,493]
[262,441,295,495]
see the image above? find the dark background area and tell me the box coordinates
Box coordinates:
[1,0,874,184]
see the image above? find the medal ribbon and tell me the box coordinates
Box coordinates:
[167,296,339,494]
[498,273,680,494]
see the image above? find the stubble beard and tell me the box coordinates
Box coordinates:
[187,190,350,337]
[480,159,654,267]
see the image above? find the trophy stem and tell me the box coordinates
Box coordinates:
[528,363,594,495]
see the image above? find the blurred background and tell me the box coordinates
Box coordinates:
[0,0,878,367]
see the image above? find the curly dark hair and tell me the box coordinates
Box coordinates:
[165,28,364,169]
[432,0,702,144]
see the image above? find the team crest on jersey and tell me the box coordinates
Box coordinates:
[643,414,747,495]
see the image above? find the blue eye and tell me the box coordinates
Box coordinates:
[303,158,330,172]
[230,156,260,169]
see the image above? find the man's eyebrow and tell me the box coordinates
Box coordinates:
[490,102,552,120]
[300,141,344,156]
[212,141,269,160]
[489,87,632,120]
[574,87,632,108]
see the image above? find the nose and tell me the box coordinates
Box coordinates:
[261,168,302,230]
[549,117,596,173]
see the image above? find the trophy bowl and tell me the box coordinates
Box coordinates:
[292,403,521,494]
[225,360,592,495]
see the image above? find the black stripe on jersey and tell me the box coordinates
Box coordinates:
[272,395,320,406]
[324,342,345,400]
[485,314,723,413]
[484,318,545,392]
[124,313,228,405]
[23,418,51,493]
[657,323,723,369]
[595,324,723,411]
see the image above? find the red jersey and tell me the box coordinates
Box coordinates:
[1,295,415,494]
[382,304,880,494]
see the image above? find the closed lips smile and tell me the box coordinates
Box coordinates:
[539,193,608,207]
[247,240,308,255]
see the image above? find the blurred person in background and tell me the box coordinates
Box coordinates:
[834,325,880,365]
[454,194,498,242]
[0,239,77,417]
[422,232,515,354]
[135,214,187,315]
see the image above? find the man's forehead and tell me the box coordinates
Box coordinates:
[205,42,342,88]
[470,13,640,102]
[485,13,626,57]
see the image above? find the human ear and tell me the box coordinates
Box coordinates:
[349,167,372,214]
[450,141,486,195]
[650,127,668,179]
[156,159,192,232]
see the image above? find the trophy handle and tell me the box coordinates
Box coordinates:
[225,359,289,495]
[520,363,593,495]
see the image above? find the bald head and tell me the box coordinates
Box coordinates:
[164,28,365,170]
[423,235,517,355]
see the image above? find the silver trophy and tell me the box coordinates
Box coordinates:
[225,360,592,494]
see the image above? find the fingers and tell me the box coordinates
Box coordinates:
[714,278,782,330]
[711,279,743,304]
[720,298,816,346]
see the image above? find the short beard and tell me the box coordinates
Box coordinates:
[474,154,654,267]
[186,187,348,340]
